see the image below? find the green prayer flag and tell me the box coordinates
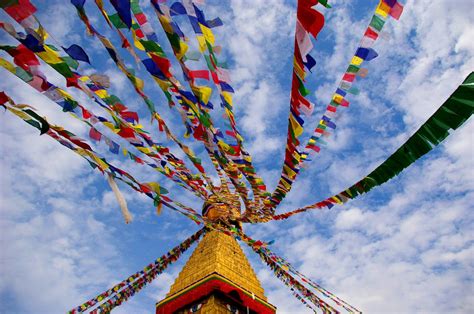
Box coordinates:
[369,15,385,32]
[109,13,128,29]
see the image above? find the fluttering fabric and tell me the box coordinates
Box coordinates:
[1,0,471,313]
[268,0,405,216]
[0,93,205,224]
[273,72,474,220]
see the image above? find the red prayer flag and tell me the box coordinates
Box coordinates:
[0,92,8,105]
[342,73,356,82]
[308,145,321,153]
[225,130,237,138]
[189,70,210,81]
[89,128,102,141]
[11,44,40,70]
[327,105,337,113]
[134,13,147,25]
[4,0,37,23]
[66,76,81,88]
[120,111,139,123]
[150,54,172,78]
[82,107,92,119]
[389,2,404,20]
[211,71,219,84]
[135,28,144,38]
[297,0,325,39]
[118,127,136,139]
[364,27,379,40]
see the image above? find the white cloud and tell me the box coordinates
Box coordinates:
[335,207,365,230]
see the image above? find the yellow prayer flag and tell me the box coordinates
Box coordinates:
[8,108,31,120]
[283,164,296,178]
[221,91,233,106]
[134,76,145,91]
[132,29,146,51]
[79,75,90,82]
[176,41,189,60]
[192,86,212,104]
[37,45,62,64]
[93,156,109,171]
[0,57,15,72]
[57,89,74,99]
[375,1,390,18]
[333,94,344,103]
[289,114,303,137]
[145,182,162,194]
[199,24,215,46]
[95,89,108,99]
[159,16,174,33]
[280,179,291,190]
[196,35,206,52]
[331,196,343,204]
[351,56,363,66]
[136,146,152,154]
[102,121,115,131]
[152,77,171,91]
[36,24,48,41]
[218,140,231,152]
[293,58,306,80]
[292,150,301,163]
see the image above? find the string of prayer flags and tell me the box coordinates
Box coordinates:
[265,0,327,215]
[302,0,403,156]
[166,0,269,212]
[0,16,211,196]
[273,71,473,221]
[0,53,206,198]
[88,0,231,193]
[1,93,205,224]
[266,0,405,214]
[302,0,403,155]
[147,1,266,208]
[243,234,357,313]
[110,1,256,203]
[261,246,362,313]
[69,228,206,313]
[109,0,225,193]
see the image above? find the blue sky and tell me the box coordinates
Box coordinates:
[0,0,473,313]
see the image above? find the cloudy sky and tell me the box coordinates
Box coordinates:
[1,0,473,313]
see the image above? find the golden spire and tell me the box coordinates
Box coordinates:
[156,230,276,313]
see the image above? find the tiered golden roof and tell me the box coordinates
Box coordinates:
[166,230,266,299]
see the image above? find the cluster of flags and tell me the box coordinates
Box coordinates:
[269,0,405,213]
[1,0,472,313]
[273,72,474,220]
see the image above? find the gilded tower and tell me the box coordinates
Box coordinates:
[155,230,277,313]
[157,187,276,313]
